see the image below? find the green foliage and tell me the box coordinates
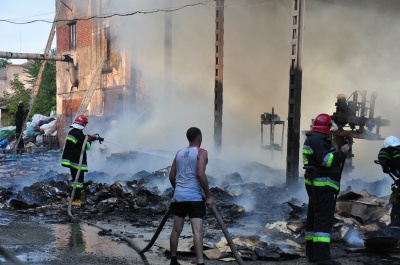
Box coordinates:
[0,74,31,126]
[24,49,57,116]
[0,59,11,69]
[0,48,57,126]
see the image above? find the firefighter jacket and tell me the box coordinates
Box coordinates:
[302,131,346,192]
[15,106,28,134]
[61,128,91,171]
[378,147,400,178]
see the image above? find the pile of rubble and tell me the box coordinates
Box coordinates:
[0,113,57,154]
[0,152,398,263]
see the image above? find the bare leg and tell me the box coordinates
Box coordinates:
[170,215,185,257]
[190,218,204,264]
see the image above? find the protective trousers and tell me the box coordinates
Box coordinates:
[391,194,400,226]
[305,187,335,261]
[70,168,85,200]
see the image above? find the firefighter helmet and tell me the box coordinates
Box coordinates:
[74,115,89,126]
[384,135,400,148]
[312,114,332,135]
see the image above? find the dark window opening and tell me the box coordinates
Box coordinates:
[69,23,76,50]
[104,26,111,67]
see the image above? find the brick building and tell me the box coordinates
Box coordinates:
[55,0,148,146]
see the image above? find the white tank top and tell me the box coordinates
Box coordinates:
[173,146,204,202]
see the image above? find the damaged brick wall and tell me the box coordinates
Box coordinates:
[55,0,147,145]
[56,25,69,54]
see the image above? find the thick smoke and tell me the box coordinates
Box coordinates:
[86,0,400,189]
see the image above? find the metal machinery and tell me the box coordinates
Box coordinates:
[329,91,390,172]
[260,107,285,159]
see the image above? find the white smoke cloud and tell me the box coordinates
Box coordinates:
[81,0,400,189]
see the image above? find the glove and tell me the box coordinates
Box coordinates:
[344,138,352,151]
[382,164,391,174]
[91,133,104,143]
[390,184,400,205]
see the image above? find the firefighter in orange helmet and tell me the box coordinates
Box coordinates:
[61,115,103,206]
[302,114,350,265]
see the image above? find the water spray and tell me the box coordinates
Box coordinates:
[103,139,173,159]
[103,139,135,150]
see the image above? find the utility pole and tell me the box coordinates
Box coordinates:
[286,0,305,188]
[164,0,172,107]
[214,0,224,152]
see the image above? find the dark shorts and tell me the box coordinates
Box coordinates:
[170,201,206,219]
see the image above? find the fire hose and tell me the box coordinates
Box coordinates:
[67,136,245,264]
[0,245,24,265]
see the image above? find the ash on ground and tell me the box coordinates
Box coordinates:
[0,150,398,264]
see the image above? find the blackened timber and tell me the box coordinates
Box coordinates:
[286,0,305,188]
[214,0,224,151]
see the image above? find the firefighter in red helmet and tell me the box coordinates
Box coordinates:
[302,113,350,265]
[61,115,103,206]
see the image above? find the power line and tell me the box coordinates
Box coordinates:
[0,0,282,25]
[3,12,55,21]
[0,1,214,24]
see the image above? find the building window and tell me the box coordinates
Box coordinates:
[69,23,76,50]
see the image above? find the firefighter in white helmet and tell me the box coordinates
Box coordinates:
[377,135,400,226]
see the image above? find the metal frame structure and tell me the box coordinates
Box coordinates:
[286,0,305,187]
[260,107,285,159]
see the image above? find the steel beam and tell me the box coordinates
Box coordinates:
[214,0,224,152]
[286,0,305,188]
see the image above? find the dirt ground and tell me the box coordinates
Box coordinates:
[0,151,398,264]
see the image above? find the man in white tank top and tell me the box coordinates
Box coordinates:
[169,127,213,265]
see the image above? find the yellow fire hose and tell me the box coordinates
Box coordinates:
[67,136,88,216]
[67,136,245,264]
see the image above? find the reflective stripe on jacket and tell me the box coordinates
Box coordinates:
[61,128,90,172]
[302,131,345,191]
[378,147,400,177]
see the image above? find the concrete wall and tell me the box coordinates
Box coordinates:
[0,64,30,126]
[0,64,30,96]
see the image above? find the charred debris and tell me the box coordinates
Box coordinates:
[0,151,398,262]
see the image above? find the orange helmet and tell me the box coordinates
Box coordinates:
[74,115,88,126]
[312,114,331,134]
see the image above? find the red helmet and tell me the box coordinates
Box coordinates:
[312,114,331,134]
[74,115,88,126]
